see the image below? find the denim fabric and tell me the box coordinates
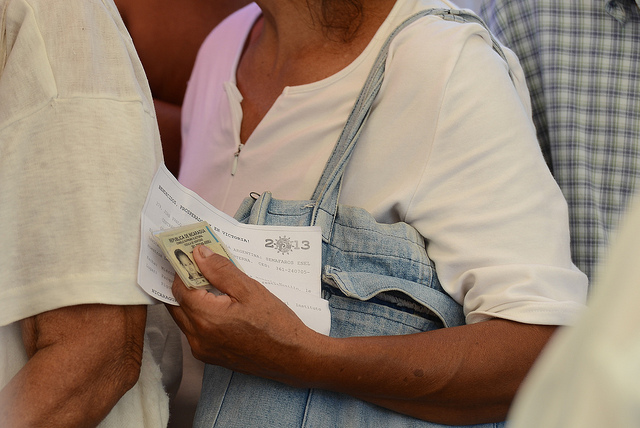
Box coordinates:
[194,8,506,428]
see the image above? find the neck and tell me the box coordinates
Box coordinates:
[251,0,396,66]
[235,0,396,144]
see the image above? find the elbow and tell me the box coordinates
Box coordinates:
[114,337,145,393]
[97,305,148,398]
[14,304,149,425]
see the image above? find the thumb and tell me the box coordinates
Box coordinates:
[192,245,248,296]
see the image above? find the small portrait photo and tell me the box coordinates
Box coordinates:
[174,248,204,281]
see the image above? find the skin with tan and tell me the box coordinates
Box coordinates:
[0,304,147,427]
[170,243,554,425]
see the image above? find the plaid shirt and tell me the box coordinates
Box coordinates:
[480,0,640,283]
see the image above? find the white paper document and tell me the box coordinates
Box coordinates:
[137,165,331,335]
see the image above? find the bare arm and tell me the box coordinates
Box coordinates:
[153,98,182,177]
[168,246,555,425]
[313,318,553,424]
[0,304,147,428]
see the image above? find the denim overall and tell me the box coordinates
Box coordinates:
[194,9,508,428]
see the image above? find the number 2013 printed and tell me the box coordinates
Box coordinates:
[264,236,310,254]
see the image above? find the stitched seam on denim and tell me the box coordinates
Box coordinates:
[326,244,433,267]
[264,210,312,217]
[333,221,423,244]
[329,304,430,331]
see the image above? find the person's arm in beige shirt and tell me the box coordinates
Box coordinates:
[0,304,146,427]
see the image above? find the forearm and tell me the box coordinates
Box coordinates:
[287,319,555,424]
[171,250,556,425]
[0,304,147,428]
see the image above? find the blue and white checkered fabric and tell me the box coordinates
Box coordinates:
[480,0,640,283]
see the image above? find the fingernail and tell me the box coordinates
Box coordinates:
[198,245,214,258]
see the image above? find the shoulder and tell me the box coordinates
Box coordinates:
[1,0,153,113]
[381,7,531,112]
[382,8,512,91]
[5,0,124,36]
[3,0,137,74]
[389,8,503,64]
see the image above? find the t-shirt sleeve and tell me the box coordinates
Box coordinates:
[402,19,588,325]
[0,0,163,326]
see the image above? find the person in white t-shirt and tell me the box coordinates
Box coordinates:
[0,0,178,426]
[168,0,589,426]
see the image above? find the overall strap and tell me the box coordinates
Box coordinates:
[310,8,509,235]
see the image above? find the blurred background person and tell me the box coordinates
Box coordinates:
[114,0,250,177]
[480,0,640,283]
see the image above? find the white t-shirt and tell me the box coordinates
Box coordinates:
[0,0,169,425]
[180,0,588,325]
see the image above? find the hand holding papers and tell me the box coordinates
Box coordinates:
[137,165,331,335]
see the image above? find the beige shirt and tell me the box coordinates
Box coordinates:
[0,0,171,425]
